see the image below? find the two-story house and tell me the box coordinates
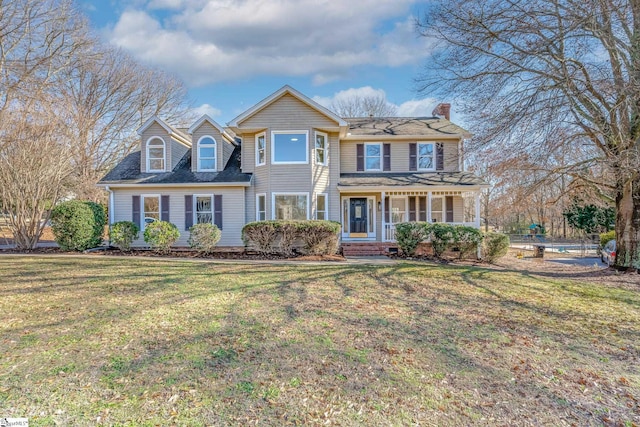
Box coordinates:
[98,85,487,254]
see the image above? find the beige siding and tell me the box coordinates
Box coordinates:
[340,139,461,173]
[190,123,227,172]
[328,134,341,222]
[140,123,169,173]
[453,196,464,223]
[170,136,189,170]
[241,94,338,129]
[112,187,246,247]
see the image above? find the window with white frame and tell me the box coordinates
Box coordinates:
[256,194,266,221]
[198,136,216,171]
[417,142,435,171]
[147,138,165,172]
[274,193,308,220]
[390,197,406,224]
[315,132,327,165]
[256,133,266,166]
[142,195,160,226]
[316,193,327,220]
[272,131,308,164]
[431,197,443,222]
[365,143,382,171]
[194,195,213,224]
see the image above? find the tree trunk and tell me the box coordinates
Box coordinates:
[614,176,640,271]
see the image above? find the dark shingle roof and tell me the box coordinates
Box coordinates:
[346,117,469,137]
[98,145,252,185]
[338,172,487,188]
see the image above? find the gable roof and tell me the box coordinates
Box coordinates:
[188,114,237,145]
[227,85,348,128]
[137,116,191,146]
[344,117,471,139]
[97,145,252,187]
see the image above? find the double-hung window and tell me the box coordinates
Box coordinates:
[273,193,308,220]
[198,136,216,171]
[194,195,213,224]
[315,132,327,165]
[256,133,266,166]
[316,193,327,220]
[417,142,435,171]
[142,195,160,227]
[256,194,266,221]
[147,138,165,172]
[365,143,382,171]
[272,131,308,164]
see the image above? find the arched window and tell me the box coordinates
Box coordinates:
[146,138,165,172]
[198,136,216,171]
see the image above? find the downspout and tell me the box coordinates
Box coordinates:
[105,185,114,245]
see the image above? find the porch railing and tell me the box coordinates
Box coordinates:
[383,222,479,242]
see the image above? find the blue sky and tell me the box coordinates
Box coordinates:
[81,0,444,125]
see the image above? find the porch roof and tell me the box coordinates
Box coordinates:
[337,171,487,190]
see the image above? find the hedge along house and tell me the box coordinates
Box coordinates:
[98,85,488,254]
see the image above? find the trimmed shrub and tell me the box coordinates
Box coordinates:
[51,200,107,251]
[427,223,456,258]
[298,220,341,255]
[599,230,616,248]
[483,232,510,263]
[188,223,221,254]
[110,221,139,251]
[276,221,298,257]
[395,222,428,257]
[143,220,180,254]
[454,226,483,259]
[242,221,278,254]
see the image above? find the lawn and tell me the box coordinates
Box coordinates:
[0,256,638,426]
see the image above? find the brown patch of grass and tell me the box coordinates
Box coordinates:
[0,257,639,425]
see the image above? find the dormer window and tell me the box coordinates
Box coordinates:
[198,136,216,171]
[147,138,165,172]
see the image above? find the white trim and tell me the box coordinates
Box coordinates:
[196,135,217,172]
[271,130,309,165]
[341,196,376,239]
[364,142,383,171]
[146,137,166,172]
[430,195,444,223]
[228,85,348,128]
[193,194,214,225]
[137,116,191,146]
[337,185,488,192]
[417,142,436,172]
[98,182,251,188]
[315,193,328,220]
[272,192,309,220]
[256,193,267,221]
[188,114,224,135]
[255,132,266,166]
[141,194,161,231]
[314,131,328,166]
[389,196,408,224]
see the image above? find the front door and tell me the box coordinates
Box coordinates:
[349,198,368,235]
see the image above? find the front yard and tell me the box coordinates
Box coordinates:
[0,256,638,426]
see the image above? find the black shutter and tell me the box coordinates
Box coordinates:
[384,196,390,223]
[161,195,170,222]
[214,195,223,230]
[132,196,141,229]
[356,144,364,171]
[409,197,416,221]
[446,196,454,223]
[436,143,444,171]
[383,143,391,171]
[409,143,417,171]
[419,196,427,221]
[185,195,193,230]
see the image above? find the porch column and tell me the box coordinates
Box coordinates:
[381,191,386,241]
[427,192,432,223]
[475,191,481,228]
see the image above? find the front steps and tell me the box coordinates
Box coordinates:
[341,242,397,257]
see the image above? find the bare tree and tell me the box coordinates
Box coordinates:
[416,0,640,270]
[330,94,397,118]
[58,47,194,200]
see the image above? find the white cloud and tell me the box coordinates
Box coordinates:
[396,98,438,117]
[313,86,389,109]
[106,0,432,86]
[193,103,222,118]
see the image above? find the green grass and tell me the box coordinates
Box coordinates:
[0,256,639,426]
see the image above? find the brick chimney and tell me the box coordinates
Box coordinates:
[432,103,451,120]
